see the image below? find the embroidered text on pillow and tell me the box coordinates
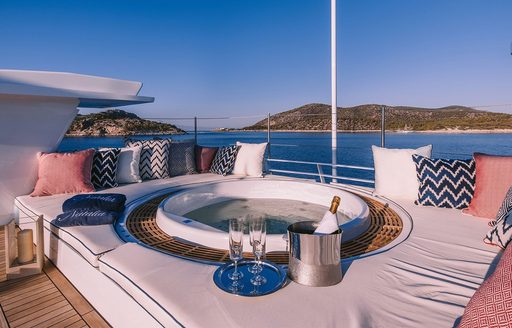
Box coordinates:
[53,209,119,227]
[62,193,127,212]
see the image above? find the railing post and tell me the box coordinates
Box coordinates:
[317,164,325,184]
[380,106,386,147]
[330,0,337,184]
[194,116,198,144]
[267,113,271,159]
[266,113,271,175]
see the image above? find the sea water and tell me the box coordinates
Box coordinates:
[59,131,512,182]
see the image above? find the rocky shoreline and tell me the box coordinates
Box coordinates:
[66,109,186,137]
[234,128,512,134]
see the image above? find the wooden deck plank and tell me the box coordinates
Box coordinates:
[0,279,53,301]
[8,294,66,321]
[0,274,46,291]
[5,292,64,316]
[82,311,110,328]
[10,302,73,327]
[0,308,8,328]
[64,320,88,328]
[44,262,94,316]
[0,258,110,328]
[1,282,55,306]
[31,309,78,328]
[47,314,83,328]
[2,289,60,312]
[7,302,73,327]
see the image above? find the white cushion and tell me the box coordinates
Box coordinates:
[232,142,267,177]
[13,174,242,267]
[372,145,432,200]
[14,195,123,267]
[116,146,142,183]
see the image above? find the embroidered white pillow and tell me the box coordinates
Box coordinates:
[232,142,267,177]
[372,145,432,200]
[115,146,142,183]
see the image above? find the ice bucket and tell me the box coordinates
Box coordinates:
[287,221,342,287]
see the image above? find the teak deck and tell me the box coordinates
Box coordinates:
[0,260,109,328]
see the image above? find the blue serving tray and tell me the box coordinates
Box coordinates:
[213,260,287,297]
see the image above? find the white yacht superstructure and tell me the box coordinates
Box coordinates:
[0,70,154,220]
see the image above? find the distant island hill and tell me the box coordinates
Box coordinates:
[242,103,512,133]
[66,104,512,136]
[66,110,185,136]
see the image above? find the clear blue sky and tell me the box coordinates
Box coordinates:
[1,0,512,127]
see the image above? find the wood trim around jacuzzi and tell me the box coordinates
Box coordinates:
[123,191,404,264]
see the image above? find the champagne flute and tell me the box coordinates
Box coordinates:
[249,217,267,286]
[248,215,262,274]
[228,218,244,290]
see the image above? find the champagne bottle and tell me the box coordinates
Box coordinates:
[329,196,341,214]
[314,196,341,234]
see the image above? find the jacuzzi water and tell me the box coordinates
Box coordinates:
[156,179,371,252]
[184,198,351,234]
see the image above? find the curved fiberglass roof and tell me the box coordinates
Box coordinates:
[0,69,154,108]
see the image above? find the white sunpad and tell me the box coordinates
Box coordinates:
[15,195,123,267]
[98,194,500,327]
[14,173,244,267]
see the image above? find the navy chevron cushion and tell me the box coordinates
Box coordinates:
[210,145,240,176]
[92,148,121,189]
[413,155,475,209]
[125,139,171,180]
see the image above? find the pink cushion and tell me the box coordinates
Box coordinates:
[31,149,95,197]
[463,153,512,219]
[195,145,218,173]
[459,244,512,327]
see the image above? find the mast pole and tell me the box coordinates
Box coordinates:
[331,0,338,182]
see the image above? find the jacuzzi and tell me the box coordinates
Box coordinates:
[156,179,370,252]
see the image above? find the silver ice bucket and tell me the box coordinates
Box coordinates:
[287,221,342,287]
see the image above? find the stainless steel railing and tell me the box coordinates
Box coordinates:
[142,113,379,186]
[267,158,374,185]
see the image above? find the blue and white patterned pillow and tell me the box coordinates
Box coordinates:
[92,148,121,189]
[125,139,171,180]
[210,145,240,176]
[484,186,512,249]
[413,155,475,209]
